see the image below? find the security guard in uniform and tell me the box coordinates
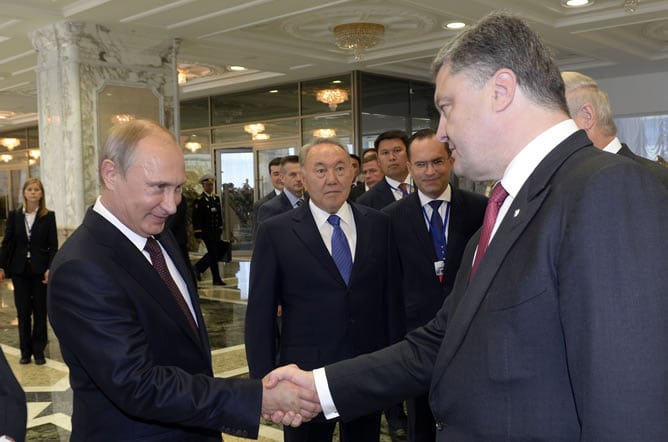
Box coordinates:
[192,173,226,285]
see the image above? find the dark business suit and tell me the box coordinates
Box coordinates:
[348,182,366,201]
[322,130,668,441]
[48,209,262,441]
[252,190,278,236]
[256,191,295,225]
[192,192,223,283]
[356,178,396,210]
[0,346,26,442]
[383,189,486,441]
[246,202,402,442]
[0,208,57,360]
[618,143,668,187]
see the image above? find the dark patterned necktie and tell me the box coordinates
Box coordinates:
[398,182,409,198]
[428,200,445,260]
[144,237,199,337]
[470,183,508,279]
[327,215,353,285]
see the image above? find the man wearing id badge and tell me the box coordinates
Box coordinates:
[382,128,486,442]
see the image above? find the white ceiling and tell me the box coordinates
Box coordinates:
[1,0,668,130]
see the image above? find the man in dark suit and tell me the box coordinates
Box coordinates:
[562,70,668,187]
[252,156,283,235]
[0,346,26,442]
[348,154,366,201]
[246,138,402,442]
[357,130,412,210]
[257,155,304,224]
[383,128,486,442]
[192,173,225,285]
[267,13,668,441]
[47,119,319,441]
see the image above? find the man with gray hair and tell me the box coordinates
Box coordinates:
[246,138,402,442]
[562,70,668,187]
[267,12,668,441]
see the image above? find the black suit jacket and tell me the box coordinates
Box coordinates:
[48,209,262,441]
[0,346,26,442]
[245,202,403,379]
[618,143,668,187]
[348,182,366,201]
[323,130,668,440]
[256,192,295,225]
[0,208,58,277]
[355,178,396,210]
[251,190,277,236]
[383,188,487,331]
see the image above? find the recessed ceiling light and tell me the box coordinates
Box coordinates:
[229,65,247,71]
[268,89,279,93]
[332,80,343,84]
[561,0,594,8]
[444,21,466,30]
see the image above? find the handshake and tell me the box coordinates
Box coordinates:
[260,364,320,427]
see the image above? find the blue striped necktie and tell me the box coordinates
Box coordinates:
[327,215,352,284]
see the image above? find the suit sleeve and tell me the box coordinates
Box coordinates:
[48,257,263,436]
[557,163,668,439]
[45,211,59,267]
[0,210,16,269]
[0,346,26,441]
[245,221,281,378]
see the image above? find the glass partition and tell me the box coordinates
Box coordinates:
[211,83,298,126]
[301,75,352,116]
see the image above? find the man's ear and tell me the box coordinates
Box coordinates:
[491,68,516,112]
[100,159,118,190]
[575,102,596,131]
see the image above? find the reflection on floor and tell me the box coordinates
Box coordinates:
[1,258,396,441]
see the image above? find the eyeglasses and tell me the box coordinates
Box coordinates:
[311,165,348,179]
[411,158,448,170]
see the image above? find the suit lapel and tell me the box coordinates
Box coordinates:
[431,131,589,383]
[83,211,204,349]
[404,194,437,262]
[291,205,346,285]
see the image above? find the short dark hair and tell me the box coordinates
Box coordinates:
[280,155,300,172]
[268,156,282,173]
[432,12,568,115]
[374,130,409,150]
[350,153,361,165]
[407,128,451,160]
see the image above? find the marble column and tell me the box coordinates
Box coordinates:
[31,22,177,232]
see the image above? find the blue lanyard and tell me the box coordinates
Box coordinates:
[422,201,450,261]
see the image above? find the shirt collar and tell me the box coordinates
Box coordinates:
[283,189,302,207]
[417,184,452,207]
[500,119,578,199]
[93,196,150,252]
[602,137,622,154]
[309,200,353,228]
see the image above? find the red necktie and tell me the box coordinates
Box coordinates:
[398,182,409,198]
[470,183,508,279]
[144,237,199,337]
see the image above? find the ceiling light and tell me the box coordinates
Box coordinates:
[444,21,466,30]
[185,141,202,153]
[244,123,265,135]
[29,149,40,160]
[561,0,593,7]
[0,154,13,162]
[229,65,247,71]
[316,88,349,111]
[313,128,337,138]
[334,22,385,60]
[624,0,639,12]
[268,89,279,93]
[252,133,270,141]
[177,69,188,85]
[111,114,134,125]
[0,138,21,150]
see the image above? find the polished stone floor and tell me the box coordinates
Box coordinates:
[1,256,397,441]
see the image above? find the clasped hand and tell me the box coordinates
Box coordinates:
[261,364,320,427]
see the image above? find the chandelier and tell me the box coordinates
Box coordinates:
[624,0,639,12]
[334,22,385,60]
[0,138,20,150]
[184,141,202,153]
[244,123,266,135]
[313,128,337,138]
[316,88,349,111]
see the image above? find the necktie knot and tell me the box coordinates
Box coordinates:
[144,237,160,255]
[429,200,442,211]
[470,182,509,279]
[398,182,409,197]
[327,214,341,227]
[489,182,509,208]
[295,198,303,208]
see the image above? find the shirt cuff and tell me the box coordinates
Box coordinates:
[313,367,339,419]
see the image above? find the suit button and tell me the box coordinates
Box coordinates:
[435,421,445,431]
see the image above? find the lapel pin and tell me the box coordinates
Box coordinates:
[513,209,520,217]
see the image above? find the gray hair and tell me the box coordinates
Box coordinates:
[99,119,176,186]
[432,11,568,115]
[562,71,617,137]
[299,137,349,167]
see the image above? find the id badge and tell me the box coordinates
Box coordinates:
[434,260,445,277]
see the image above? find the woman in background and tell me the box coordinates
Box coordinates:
[0,178,58,365]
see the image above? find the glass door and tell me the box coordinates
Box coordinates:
[215,148,254,251]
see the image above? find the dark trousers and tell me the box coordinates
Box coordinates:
[407,394,435,442]
[384,402,408,432]
[284,411,381,442]
[12,272,48,359]
[195,234,222,282]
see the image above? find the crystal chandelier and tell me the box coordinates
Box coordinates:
[313,128,337,138]
[0,138,21,150]
[184,141,202,153]
[334,22,385,60]
[624,0,639,12]
[316,88,349,111]
[244,123,266,135]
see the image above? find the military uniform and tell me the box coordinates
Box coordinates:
[192,181,225,285]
